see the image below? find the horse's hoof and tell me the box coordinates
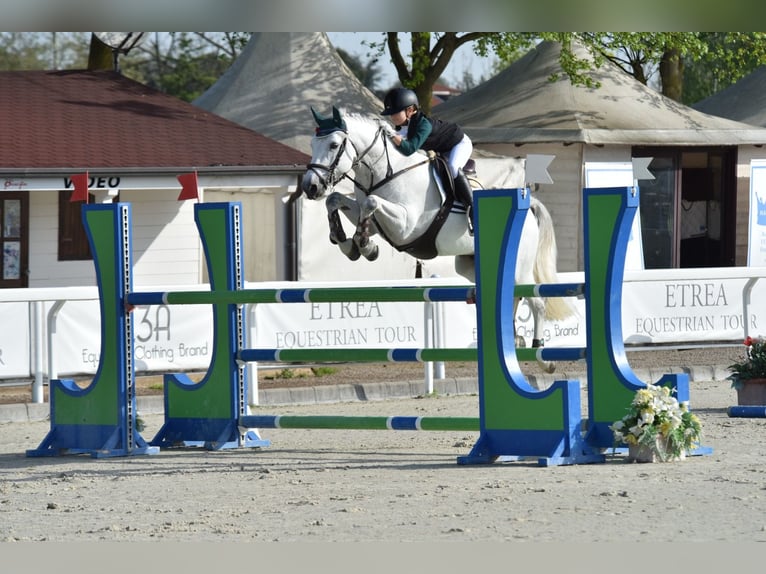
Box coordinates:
[515,336,527,348]
[353,232,369,249]
[542,362,556,374]
[366,245,379,261]
[347,246,361,261]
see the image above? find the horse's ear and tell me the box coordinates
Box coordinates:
[311,106,325,126]
[332,106,347,131]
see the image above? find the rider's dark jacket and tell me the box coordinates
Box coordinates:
[396,111,464,156]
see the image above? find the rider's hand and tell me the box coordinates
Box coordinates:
[391,134,402,146]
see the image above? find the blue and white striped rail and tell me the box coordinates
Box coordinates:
[239,414,479,431]
[237,347,586,364]
[127,283,584,307]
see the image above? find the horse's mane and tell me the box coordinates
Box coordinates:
[327,107,428,170]
[338,109,396,137]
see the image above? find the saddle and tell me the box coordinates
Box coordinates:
[431,154,475,200]
[389,154,474,260]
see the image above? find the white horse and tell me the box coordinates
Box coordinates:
[299,106,573,372]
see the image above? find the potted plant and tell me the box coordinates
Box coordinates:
[609,383,703,463]
[727,336,766,406]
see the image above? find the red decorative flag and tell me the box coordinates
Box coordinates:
[177,171,200,201]
[69,172,89,202]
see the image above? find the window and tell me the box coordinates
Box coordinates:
[0,192,28,288]
[58,190,93,260]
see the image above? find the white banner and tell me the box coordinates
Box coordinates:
[5,270,766,381]
[53,300,214,376]
[0,303,31,378]
[254,301,440,349]
[623,275,766,344]
[748,159,766,266]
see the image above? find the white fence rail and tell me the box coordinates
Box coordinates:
[3,268,766,403]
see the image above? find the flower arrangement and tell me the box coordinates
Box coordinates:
[609,383,702,462]
[727,336,766,390]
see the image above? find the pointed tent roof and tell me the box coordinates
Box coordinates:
[194,33,383,154]
[435,40,766,146]
[692,66,766,127]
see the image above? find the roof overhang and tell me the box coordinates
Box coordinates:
[0,165,307,192]
[464,127,766,147]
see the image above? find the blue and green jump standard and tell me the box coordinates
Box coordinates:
[28,187,711,465]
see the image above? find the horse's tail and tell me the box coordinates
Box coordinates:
[530,197,575,321]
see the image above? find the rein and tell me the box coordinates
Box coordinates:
[306,125,432,196]
[357,128,432,195]
[366,150,431,194]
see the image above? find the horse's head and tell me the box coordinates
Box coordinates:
[301,106,354,200]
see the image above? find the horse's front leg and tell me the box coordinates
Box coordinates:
[352,196,385,261]
[354,195,413,261]
[326,192,362,261]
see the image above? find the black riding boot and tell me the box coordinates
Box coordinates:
[453,171,474,234]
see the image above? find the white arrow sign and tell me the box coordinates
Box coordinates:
[525,154,555,185]
[632,157,654,181]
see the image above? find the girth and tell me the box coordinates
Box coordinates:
[374,155,455,260]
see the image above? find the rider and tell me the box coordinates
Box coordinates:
[381,87,475,233]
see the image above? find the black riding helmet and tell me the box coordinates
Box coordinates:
[381,88,419,116]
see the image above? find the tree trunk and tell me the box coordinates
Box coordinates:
[659,47,684,102]
[387,32,467,116]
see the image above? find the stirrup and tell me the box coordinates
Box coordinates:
[467,205,474,235]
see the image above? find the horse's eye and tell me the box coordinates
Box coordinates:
[329,142,340,150]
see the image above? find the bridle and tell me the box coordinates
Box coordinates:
[305,125,430,196]
[304,128,353,191]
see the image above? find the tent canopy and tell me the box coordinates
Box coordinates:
[435,41,766,146]
[194,32,383,154]
[692,65,766,127]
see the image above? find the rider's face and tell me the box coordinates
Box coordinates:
[390,106,414,127]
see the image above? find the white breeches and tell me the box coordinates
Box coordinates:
[446,134,473,178]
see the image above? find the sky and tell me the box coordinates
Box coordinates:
[325,32,498,90]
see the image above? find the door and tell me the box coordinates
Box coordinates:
[636,154,678,268]
[633,146,736,269]
[0,192,28,288]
